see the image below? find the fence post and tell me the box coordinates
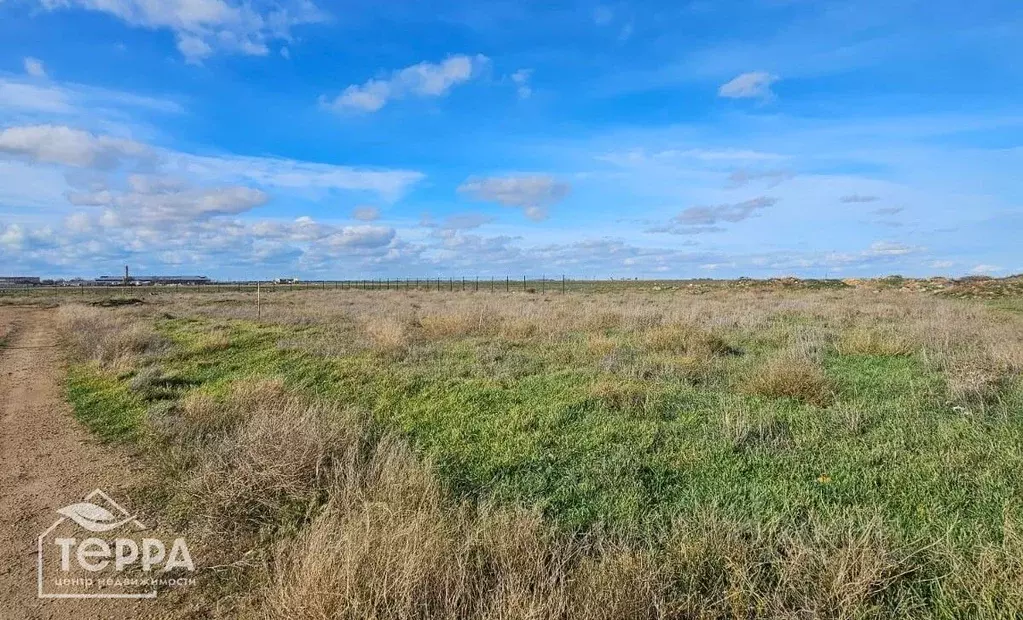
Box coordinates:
[562,275,566,294]
[523,275,526,292]
[542,274,546,294]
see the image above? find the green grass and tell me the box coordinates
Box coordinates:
[66,363,148,441]
[67,313,1023,554]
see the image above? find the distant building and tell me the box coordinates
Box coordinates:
[0,276,41,286]
[274,278,300,284]
[96,275,210,285]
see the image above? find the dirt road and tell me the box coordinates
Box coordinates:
[0,307,161,619]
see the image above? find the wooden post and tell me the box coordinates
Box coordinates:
[562,275,566,294]
[542,274,546,294]
[523,275,526,292]
[256,281,261,320]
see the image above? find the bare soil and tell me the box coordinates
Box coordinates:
[0,308,173,619]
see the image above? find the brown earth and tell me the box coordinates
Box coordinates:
[0,308,178,620]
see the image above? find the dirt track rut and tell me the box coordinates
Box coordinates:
[0,307,161,619]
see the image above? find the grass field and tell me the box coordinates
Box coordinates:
[42,283,1023,618]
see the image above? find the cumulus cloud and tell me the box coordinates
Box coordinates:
[840,194,880,203]
[68,174,270,223]
[457,175,570,221]
[718,72,778,99]
[873,206,903,216]
[0,124,150,168]
[37,0,327,63]
[324,54,489,112]
[676,196,778,226]
[24,57,46,78]
[351,206,380,221]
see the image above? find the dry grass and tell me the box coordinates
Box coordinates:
[589,375,649,410]
[362,315,411,354]
[836,327,915,357]
[48,287,1023,618]
[743,350,833,407]
[57,304,168,370]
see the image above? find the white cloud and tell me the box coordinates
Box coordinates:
[840,193,880,203]
[421,212,496,231]
[175,153,424,202]
[970,264,1003,275]
[324,225,395,249]
[726,169,793,188]
[718,71,779,99]
[457,175,571,221]
[0,124,150,168]
[0,76,183,120]
[68,175,270,223]
[324,54,489,113]
[0,81,71,114]
[37,0,327,63]
[676,196,777,226]
[930,260,954,269]
[0,124,424,209]
[511,69,533,99]
[864,241,915,257]
[598,147,787,167]
[352,206,380,221]
[24,57,47,78]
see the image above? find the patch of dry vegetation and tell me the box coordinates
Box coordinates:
[743,349,833,407]
[57,304,168,370]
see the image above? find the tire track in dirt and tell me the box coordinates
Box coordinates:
[0,307,171,619]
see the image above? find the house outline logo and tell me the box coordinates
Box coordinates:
[38,489,157,599]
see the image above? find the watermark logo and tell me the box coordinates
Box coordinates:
[37,489,195,599]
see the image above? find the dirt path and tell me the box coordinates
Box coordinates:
[0,308,167,619]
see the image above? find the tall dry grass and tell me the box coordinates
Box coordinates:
[57,303,168,370]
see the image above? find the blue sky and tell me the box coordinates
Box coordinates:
[0,0,1020,280]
